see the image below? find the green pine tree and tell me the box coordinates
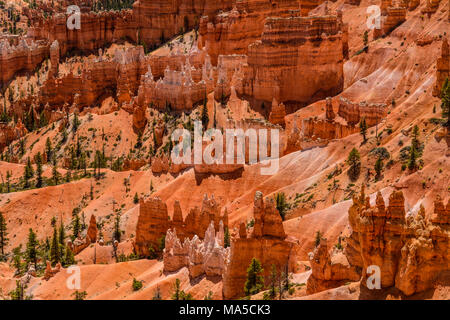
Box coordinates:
[244,258,264,296]
[50,225,60,265]
[224,227,230,248]
[347,148,361,181]
[360,117,367,142]
[25,228,38,269]
[0,211,8,257]
[374,156,383,181]
[35,152,43,188]
[441,78,449,127]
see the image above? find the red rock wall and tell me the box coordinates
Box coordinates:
[241,15,344,112]
[433,38,449,97]
[0,39,49,88]
[198,0,301,66]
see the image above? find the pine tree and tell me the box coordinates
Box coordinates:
[408,143,417,171]
[23,157,34,189]
[12,245,23,275]
[374,156,383,181]
[58,220,66,260]
[266,264,277,300]
[441,78,449,127]
[72,113,80,133]
[408,125,420,171]
[39,110,47,128]
[201,101,209,130]
[35,152,43,188]
[171,278,181,300]
[314,230,322,247]
[65,169,71,183]
[244,258,264,296]
[347,148,361,181]
[9,280,25,300]
[52,155,59,185]
[224,227,230,248]
[360,117,367,142]
[113,212,121,243]
[275,192,288,220]
[133,192,139,204]
[25,228,38,269]
[6,170,11,193]
[0,211,8,257]
[64,245,75,266]
[50,225,60,265]
[72,213,80,240]
[45,137,52,162]
[363,30,369,52]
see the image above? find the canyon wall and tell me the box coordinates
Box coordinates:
[40,46,147,109]
[133,0,234,46]
[0,39,49,88]
[433,38,449,97]
[198,0,301,65]
[28,10,137,57]
[241,15,345,112]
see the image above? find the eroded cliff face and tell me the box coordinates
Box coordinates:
[241,15,345,112]
[308,187,450,296]
[134,195,229,257]
[39,46,147,109]
[198,0,301,66]
[0,39,49,88]
[0,121,28,151]
[133,0,234,46]
[222,191,296,299]
[433,38,449,97]
[374,6,407,39]
[29,10,137,57]
[292,96,387,150]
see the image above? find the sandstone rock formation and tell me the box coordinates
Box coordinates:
[337,97,387,127]
[198,1,302,66]
[69,214,98,254]
[134,195,229,256]
[137,62,207,111]
[307,238,361,294]
[49,40,60,78]
[269,99,286,127]
[222,191,296,299]
[299,97,386,146]
[40,47,147,109]
[374,6,407,39]
[28,10,136,57]
[0,39,49,88]
[241,15,345,112]
[0,121,28,151]
[43,261,62,280]
[433,38,449,97]
[132,0,234,47]
[163,221,230,278]
[309,187,450,296]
